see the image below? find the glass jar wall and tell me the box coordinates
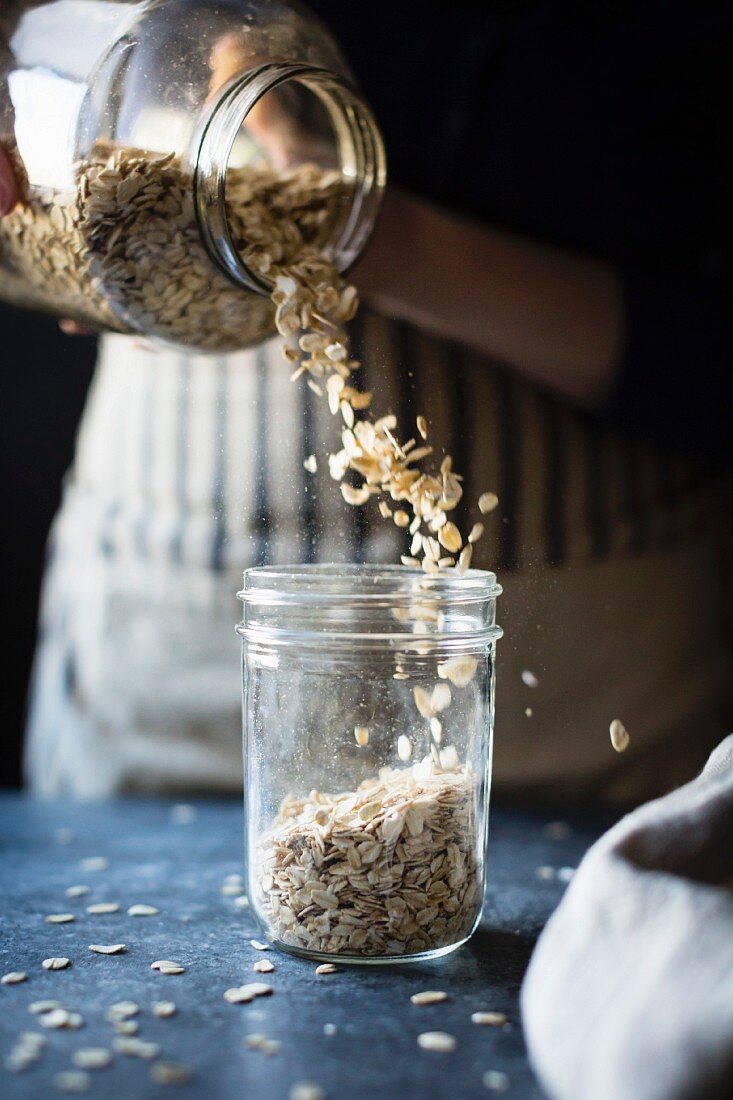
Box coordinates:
[0,0,385,350]
[237,564,502,964]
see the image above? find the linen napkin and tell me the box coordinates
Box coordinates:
[521,734,733,1100]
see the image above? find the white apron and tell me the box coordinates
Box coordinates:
[25,318,732,802]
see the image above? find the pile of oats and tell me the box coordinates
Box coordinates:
[0,144,344,351]
[254,753,482,958]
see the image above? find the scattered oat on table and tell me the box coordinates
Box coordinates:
[253,959,275,974]
[224,982,273,1004]
[5,1030,46,1072]
[86,902,119,915]
[65,886,91,898]
[150,960,184,974]
[2,972,27,984]
[483,1069,510,1092]
[127,904,159,916]
[42,958,71,971]
[113,1020,138,1035]
[609,718,630,753]
[113,1037,160,1060]
[289,1083,326,1100]
[410,991,447,1006]
[54,1070,91,1093]
[536,866,555,881]
[106,1001,139,1020]
[525,707,533,718]
[314,963,339,975]
[521,669,539,688]
[417,1031,456,1053]
[88,944,126,955]
[250,940,270,951]
[245,1033,280,1055]
[303,454,318,474]
[29,1000,62,1014]
[471,1012,507,1027]
[149,1062,192,1085]
[153,1001,177,1018]
[40,1008,83,1029]
[45,913,75,924]
[323,1023,337,1036]
[79,857,108,872]
[221,883,242,896]
[72,1048,112,1070]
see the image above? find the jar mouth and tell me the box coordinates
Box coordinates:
[238,563,502,605]
[237,564,502,649]
[194,63,386,295]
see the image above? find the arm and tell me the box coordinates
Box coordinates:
[354,188,623,408]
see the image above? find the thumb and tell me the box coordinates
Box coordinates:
[0,145,20,216]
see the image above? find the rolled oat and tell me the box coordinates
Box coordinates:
[254,754,481,958]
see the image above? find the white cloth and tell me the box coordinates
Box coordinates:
[521,735,733,1100]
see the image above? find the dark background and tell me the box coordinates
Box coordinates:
[0,305,96,787]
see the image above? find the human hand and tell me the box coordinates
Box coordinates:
[0,143,20,215]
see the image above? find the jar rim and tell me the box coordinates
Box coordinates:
[238,562,502,605]
[194,63,386,295]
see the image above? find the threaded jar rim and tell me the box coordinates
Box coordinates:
[237,563,502,649]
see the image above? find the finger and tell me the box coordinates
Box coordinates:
[0,145,20,216]
[59,319,94,337]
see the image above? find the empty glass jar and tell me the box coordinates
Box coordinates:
[0,0,385,349]
[237,564,503,964]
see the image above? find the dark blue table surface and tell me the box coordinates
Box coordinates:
[0,795,609,1099]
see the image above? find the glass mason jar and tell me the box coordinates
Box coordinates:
[0,0,385,351]
[237,564,503,964]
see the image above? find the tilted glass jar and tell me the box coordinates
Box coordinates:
[237,564,503,964]
[0,0,385,350]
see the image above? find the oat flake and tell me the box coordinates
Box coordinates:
[410,991,448,1006]
[149,1062,192,1085]
[1,972,27,985]
[54,1070,92,1093]
[417,1031,456,1053]
[42,958,71,970]
[72,1048,112,1070]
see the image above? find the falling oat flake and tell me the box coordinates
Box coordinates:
[609,718,630,753]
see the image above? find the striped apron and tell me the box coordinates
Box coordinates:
[25,319,732,802]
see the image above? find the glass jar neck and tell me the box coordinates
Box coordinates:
[237,564,503,653]
[193,62,386,295]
